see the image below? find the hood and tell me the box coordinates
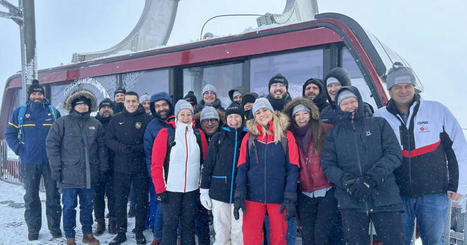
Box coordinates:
[228,86,247,101]
[283,97,320,126]
[64,89,97,112]
[335,86,365,122]
[324,67,351,107]
[246,111,289,144]
[149,92,174,118]
[302,78,328,109]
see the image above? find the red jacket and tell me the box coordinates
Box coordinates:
[298,124,333,193]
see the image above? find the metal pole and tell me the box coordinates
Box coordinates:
[18,0,37,101]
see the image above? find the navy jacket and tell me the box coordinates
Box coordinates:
[5,99,60,165]
[321,86,403,212]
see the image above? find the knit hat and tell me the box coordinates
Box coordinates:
[252,97,274,116]
[98,98,114,110]
[325,77,340,87]
[268,73,288,90]
[71,96,91,110]
[27,79,45,98]
[183,91,198,105]
[202,84,217,95]
[140,94,150,103]
[225,103,244,118]
[200,106,219,122]
[242,92,258,107]
[336,90,357,105]
[386,62,416,90]
[114,87,126,96]
[174,99,194,117]
[292,104,311,117]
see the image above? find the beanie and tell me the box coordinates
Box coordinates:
[252,97,274,116]
[27,79,45,98]
[292,104,311,117]
[242,92,258,107]
[72,96,91,109]
[202,84,217,95]
[140,94,150,103]
[174,99,194,117]
[200,106,219,122]
[114,88,126,96]
[98,98,114,110]
[183,91,198,105]
[225,103,244,118]
[337,90,357,106]
[268,73,288,90]
[386,62,416,90]
[326,77,340,87]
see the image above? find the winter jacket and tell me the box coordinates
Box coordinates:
[374,94,467,196]
[5,99,60,165]
[197,99,225,113]
[105,106,151,175]
[321,86,403,212]
[201,126,247,203]
[236,112,300,204]
[46,111,108,188]
[96,114,114,171]
[144,92,174,176]
[267,93,292,112]
[151,117,208,194]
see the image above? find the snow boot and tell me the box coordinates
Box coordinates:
[66,238,77,245]
[109,232,127,245]
[94,221,106,236]
[135,231,146,244]
[51,229,62,238]
[28,230,39,241]
[83,234,100,245]
[108,219,117,234]
[151,238,161,245]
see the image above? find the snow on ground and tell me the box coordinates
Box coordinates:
[0,180,152,245]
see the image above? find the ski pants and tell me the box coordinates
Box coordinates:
[211,199,243,245]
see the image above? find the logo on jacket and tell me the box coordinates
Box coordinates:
[366,130,372,136]
[25,114,30,118]
[135,122,142,129]
[118,122,124,125]
[88,126,96,130]
[419,126,430,133]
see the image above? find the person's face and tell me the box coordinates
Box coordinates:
[244,102,253,111]
[339,97,359,116]
[203,91,216,104]
[177,109,193,124]
[304,83,320,100]
[255,108,273,127]
[327,83,342,101]
[294,110,311,127]
[389,83,415,108]
[99,106,114,118]
[269,83,287,99]
[74,103,89,113]
[154,100,170,119]
[201,119,219,136]
[227,114,242,129]
[233,95,242,104]
[124,95,139,113]
[29,92,44,103]
[114,92,125,103]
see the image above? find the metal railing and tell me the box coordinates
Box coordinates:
[0,139,21,184]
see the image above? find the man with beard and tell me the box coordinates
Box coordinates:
[113,88,126,113]
[106,91,152,245]
[302,78,333,123]
[5,80,62,241]
[267,73,292,111]
[93,98,117,235]
[143,92,173,245]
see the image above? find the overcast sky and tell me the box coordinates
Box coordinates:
[1,0,466,127]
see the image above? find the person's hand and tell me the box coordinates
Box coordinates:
[200,189,212,210]
[156,192,168,203]
[280,192,297,221]
[233,191,246,220]
[448,191,462,201]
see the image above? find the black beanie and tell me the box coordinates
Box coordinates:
[241,92,258,107]
[183,91,198,106]
[225,103,244,118]
[268,73,288,90]
[98,98,114,110]
[114,88,126,96]
[27,79,45,98]
[72,96,91,109]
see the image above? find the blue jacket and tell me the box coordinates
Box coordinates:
[143,92,173,175]
[5,99,60,165]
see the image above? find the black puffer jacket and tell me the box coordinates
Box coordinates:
[46,111,108,188]
[96,114,114,171]
[105,106,151,175]
[200,126,247,203]
[321,86,403,212]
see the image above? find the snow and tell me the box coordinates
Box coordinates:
[0,180,152,245]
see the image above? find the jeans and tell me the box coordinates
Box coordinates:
[148,181,163,238]
[62,188,94,238]
[401,193,449,245]
[21,163,61,233]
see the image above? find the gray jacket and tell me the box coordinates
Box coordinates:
[46,111,108,188]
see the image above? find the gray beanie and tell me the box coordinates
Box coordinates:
[386,64,416,90]
[337,90,357,106]
[202,84,217,95]
[326,77,340,87]
[174,99,194,117]
[292,104,311,117]
[252,97,274,116]
[200,106,219,122]
[140,94,150,103]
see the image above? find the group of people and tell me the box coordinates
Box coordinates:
[5,63,467,245]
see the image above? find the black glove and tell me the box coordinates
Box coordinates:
[346,177,374,202]
[156,192,168,203]
[280,192,297,221]
[233,190,246,220]
[51,170,62,183]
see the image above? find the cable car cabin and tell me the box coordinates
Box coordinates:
[0,12,422,140]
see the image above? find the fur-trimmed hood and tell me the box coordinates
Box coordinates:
[283,97,320,124]
[246,111,289,143]
[64,89,98,112]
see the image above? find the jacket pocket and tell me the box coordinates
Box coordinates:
[212,176,227,184]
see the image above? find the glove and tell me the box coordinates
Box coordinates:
[233,190,246,220]
[280,192,297,221]
[52,170,62,183]
[200,188,212,210]
[156,192,168,203]
[346,177,374,202]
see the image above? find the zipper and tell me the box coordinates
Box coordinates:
[184,126,188,193]
[229,129,238,203]
[263,130,268,203]
[397,114,413,196]
[351,118,369,213]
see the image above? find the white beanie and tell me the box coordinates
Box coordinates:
[200,106,219,122]
[174,99,194,117]
[252,98,274,116]
[202,84,217,95]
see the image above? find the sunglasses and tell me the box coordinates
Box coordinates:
[203,91,216,96]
